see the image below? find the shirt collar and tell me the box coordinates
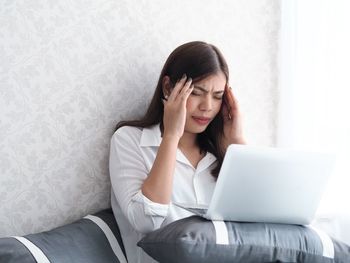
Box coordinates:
[140,124,162,147]
[196,151,217,172]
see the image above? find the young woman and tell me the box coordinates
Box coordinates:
[109,41,246,263]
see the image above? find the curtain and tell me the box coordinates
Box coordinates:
[277,0,350,218]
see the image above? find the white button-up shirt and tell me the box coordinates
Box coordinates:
[109,124,217,263]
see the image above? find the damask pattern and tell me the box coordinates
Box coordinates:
[0,0,280,236]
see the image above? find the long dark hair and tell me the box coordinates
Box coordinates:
[115,41,229,178]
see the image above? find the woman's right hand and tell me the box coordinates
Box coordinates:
[162,74,194,141]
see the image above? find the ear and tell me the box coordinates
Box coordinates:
[162,76,172,99]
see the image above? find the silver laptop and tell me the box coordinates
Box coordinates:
[175,144,336,225]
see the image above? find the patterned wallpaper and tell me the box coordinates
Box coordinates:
[0,0,280,236]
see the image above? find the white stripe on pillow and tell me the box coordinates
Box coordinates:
[212,220,229,245]
[308,225,335,258]
[84,215,127,263]
[12,236,51,263]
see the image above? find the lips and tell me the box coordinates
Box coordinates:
[192,116,211,125]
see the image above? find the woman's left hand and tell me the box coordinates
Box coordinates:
[220,84,246,153]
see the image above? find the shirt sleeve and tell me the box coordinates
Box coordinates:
[109,127,169,234]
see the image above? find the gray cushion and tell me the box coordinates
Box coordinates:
[0,209,127,263]
[138,215,350,263]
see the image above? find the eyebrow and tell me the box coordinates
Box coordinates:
[193,85,224,94]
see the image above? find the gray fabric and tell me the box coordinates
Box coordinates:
[0,209,127,263]
[138,215,350,263]
[0,238,36,263]
[26,218,118,263]
[94,209,126,257]
[333,239,350,263]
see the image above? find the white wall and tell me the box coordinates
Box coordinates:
[0,0,280,236]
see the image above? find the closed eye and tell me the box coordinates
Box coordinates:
[191,90,202,96]
[214,91,224,100]
[191,90,224,99]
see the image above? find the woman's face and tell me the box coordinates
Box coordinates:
[184,71,226,134]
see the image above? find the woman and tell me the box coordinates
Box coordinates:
[109,41,245,263]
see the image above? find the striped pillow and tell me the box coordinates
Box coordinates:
[138,215,350,263]
[0,209,127,263]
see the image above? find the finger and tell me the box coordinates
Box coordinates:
[168,74,188,102]
[221,96,232,121]
[226,86,239,112]
[182,84,194,102]
[177,77,193,99]
[230,91,239,112]
[221,100,229,115]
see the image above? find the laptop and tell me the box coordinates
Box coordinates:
[174,144,336,225]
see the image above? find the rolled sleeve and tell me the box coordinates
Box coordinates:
[109,127,169,234]
[132,190,169,217]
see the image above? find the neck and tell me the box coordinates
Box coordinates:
[178,131,197,150]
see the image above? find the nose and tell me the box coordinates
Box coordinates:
[199,95,213,111]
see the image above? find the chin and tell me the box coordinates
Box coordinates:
[186,124,209,134]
